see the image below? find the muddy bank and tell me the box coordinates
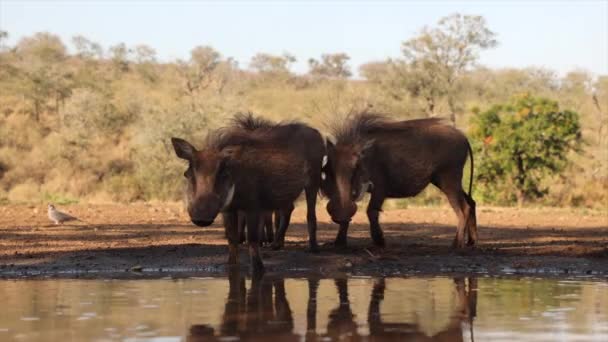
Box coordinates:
[0,204,607,279]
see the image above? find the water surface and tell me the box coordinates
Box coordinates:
[0,274,606,341]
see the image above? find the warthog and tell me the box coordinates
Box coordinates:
[230,115,307,249]
[171,114,325,273]
[321,113,477,249]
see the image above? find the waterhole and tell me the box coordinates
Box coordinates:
[0,274,606,341]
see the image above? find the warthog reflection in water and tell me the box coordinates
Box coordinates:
[186,273,478,341]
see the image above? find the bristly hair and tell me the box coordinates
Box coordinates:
[231,112,275,131]
[331,112,444,145]
[206,112,305,150]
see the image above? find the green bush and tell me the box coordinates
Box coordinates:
[471,95,582,205]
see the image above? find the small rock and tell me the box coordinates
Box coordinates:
[345,261,353,268]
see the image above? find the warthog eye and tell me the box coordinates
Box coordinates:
[184,166,193,179]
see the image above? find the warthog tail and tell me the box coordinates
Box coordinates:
[467,140,474,196]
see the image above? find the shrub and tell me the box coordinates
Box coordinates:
[471,95,582,205]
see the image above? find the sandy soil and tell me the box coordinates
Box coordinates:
[0,203,607,279]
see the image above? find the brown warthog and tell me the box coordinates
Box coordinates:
[231,114,303,250]
[321,113,477,249]
[171,115,325,273]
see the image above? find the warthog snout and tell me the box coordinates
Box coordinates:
[191,219,214,227]
[327,200,357,224]
[188,194,222,227]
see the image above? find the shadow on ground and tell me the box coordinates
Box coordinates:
[1,216,607,278]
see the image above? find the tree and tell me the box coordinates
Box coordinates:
[213,57,238,94]
[360,60,432,116]
[177,45,222,110]
[401,13,497,124]
[592,76,608,144]
[17,32,67,61]
[308,53,351,78]
[72,35,103,59]
[14,32,72,121]
[133,44,158,82]
[250,52,295,76]
[0,31,14,78]
[109,43,130,73]
[472,95,582,205]
[0,30,8,51]
[61,88,131,138]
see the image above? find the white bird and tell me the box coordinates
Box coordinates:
[47,204,82,225]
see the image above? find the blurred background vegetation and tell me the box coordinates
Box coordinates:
[0,14,606,208]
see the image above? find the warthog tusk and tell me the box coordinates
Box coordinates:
[356,181,372,201]
[222,184,235,209]
[322,155,328,168]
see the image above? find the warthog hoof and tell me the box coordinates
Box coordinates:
[270,242,284,250]
[307,244,320,254]
[452,238,466,249]
[372,237,385,248]
[333,238,348,249]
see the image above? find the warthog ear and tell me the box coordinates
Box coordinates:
[171,137,196,161]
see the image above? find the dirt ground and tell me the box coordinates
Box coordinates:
[0,203,607,279]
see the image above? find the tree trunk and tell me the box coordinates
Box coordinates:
[33,100,40,122]
[592,94,605,146]
[515,154,526,207]
[516,190,525,208]
[425,96,435,117]
[448,96,457,126]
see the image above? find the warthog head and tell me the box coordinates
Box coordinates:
[171,137,238,227]
[321,139,373,224]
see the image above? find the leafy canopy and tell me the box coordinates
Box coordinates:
[471,95,582,204]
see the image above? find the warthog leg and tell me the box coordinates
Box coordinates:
[237,211,246,244]
[271,204,294,250]
[239,211,274,246]
[223,211,240,265]
[464,193,478,246]
[305,186,320,253]
[263,211,274,244]
[447,192,469,249]
[246,211,265,275]
[367,192,386,247]
[434,170,472,249]
[334,222,349,247]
